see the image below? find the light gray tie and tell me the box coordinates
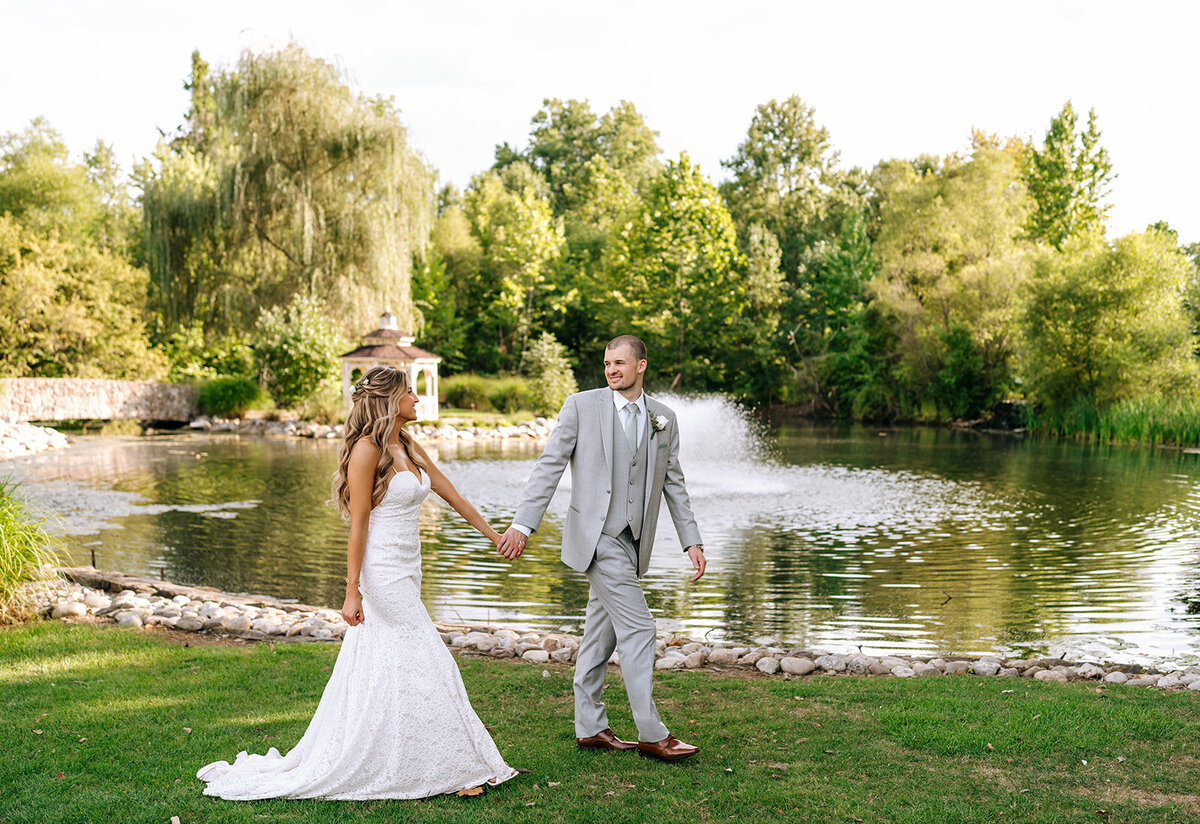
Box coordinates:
[623,402,639,452]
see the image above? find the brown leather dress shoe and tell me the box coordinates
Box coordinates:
[637,734,699,762]
[576,728,637,751]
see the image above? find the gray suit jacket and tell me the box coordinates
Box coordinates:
[514,388,703,577]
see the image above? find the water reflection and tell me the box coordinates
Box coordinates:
[5,401,1200,666]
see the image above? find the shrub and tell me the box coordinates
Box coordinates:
[162,322,255,382]
[443,375,494,411]
[488,377,532,414]
[0,482,60,623]
[521,332,577,415]
[253,294,345,409]
[299,382,346,425]
[196,376,269,419]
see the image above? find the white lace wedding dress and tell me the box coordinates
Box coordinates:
[197,468,518,800]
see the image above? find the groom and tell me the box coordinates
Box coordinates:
[498,335,706,762]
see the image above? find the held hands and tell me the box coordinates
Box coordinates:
[341,590,365,626]
[685,546,706,582]
[497,527,528,560]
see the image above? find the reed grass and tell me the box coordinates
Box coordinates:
[1025,396,1200,448]
[0,482,60,623]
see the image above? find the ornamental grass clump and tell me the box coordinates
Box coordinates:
[0,482,60,623]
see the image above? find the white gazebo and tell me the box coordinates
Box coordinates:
[340,312,442,420]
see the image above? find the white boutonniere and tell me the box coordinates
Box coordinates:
[650,414,668,439]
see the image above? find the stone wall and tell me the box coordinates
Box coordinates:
[0,378,196,422]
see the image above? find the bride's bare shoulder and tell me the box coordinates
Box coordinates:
[348,439,382,469]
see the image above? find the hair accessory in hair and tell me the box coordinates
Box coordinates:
[354,376,371,392]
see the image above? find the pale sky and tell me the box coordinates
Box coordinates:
[2,0,1197,241]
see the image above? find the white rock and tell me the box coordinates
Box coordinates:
[1156,674,1183,689]
[707,648,740,666]
[116,612,143,628]
[1126,675,1158,687]
[891,665,916,678]
[912,662,941,677]
[52,602,87,619]
[251,617,281,633]
[755,657,781,675]
[82,592,110,609]
[813,654,847,672]
[523,649,550,664]
[683,651,705,669]
[654,656,683,670]
[971,660,1001,677]
[551,647,576,664]
[175,616,203,632]
[943,661,970,676]
[313,628,334,640]
[880,656,909,670]
[1034,670,1068,683]
[473,636,499,653]
[1180,673,1200,686]
[1103,672,1129,684]
[846,655,875,675]
[780,657,816,676]
[1075,663,1105,679]
[1189,680,1200,691]
[223,614,252,632]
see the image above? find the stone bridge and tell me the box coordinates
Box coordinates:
[0,378,196,423]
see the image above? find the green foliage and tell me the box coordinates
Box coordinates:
[1018,229,1198,413]
[440,373,541,414]
[140,44,435,337]
[463,173,564,369]
[520,332,578,415]
[1023,101,1114,249]
[871,140,1033,417]
[603,153,745,390]
[441,374,494,411]
[486,377,532,414]
[497,98,661,214]
[0,483,60,623]
[195,376,268,419]
[160,321,254,382]
[0,216,165,379]
[721,96,866,277]
[1026,395,1200,446]
[411,250,466,371]
[252,293,345,409]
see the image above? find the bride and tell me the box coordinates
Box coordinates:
[198,365,518,800]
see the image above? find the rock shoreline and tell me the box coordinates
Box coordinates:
[32,567,1200,692]
[186,416,556,442]
[0,419,71,460]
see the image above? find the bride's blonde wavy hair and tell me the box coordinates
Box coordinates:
[331,365,426,518]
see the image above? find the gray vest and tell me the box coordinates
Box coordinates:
[602,407,649,541]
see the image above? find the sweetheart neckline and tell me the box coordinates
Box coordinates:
[382,467,428,500]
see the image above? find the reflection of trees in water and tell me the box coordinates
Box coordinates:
[150,438,348,601]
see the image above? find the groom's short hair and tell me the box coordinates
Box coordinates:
[606,335,647,363]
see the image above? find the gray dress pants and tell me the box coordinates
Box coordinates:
[572,528,669,743]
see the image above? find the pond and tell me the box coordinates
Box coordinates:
[7,397,1200,667]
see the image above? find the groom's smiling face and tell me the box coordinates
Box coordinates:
[604,344,647,394]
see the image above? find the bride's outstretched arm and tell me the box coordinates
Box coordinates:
[342,441,378,625]
[412,442,503,548]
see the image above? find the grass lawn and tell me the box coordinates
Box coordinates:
[1,621,1198,824]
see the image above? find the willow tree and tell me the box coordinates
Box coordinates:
[141,46,435,336]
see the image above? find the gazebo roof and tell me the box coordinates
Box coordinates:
[340,343,441,362]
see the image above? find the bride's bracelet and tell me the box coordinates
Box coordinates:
[345,578,360,587]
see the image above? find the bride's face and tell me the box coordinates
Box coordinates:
[395,387,419,423]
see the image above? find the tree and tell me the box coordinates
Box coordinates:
[253,293,345,408]
[603,154,744,390]
[140,44,436,336]
[496,98,660,214]
[463,173,564,369]
[1018,229,1197,412]
[721,96,863,277]
[0,119,102,247]
[0,216,163,378]
[521,331,578,415]
[871,139,1034,417]
[1023,101,1114,249]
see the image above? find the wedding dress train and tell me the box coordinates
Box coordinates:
[198,468,517,800]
